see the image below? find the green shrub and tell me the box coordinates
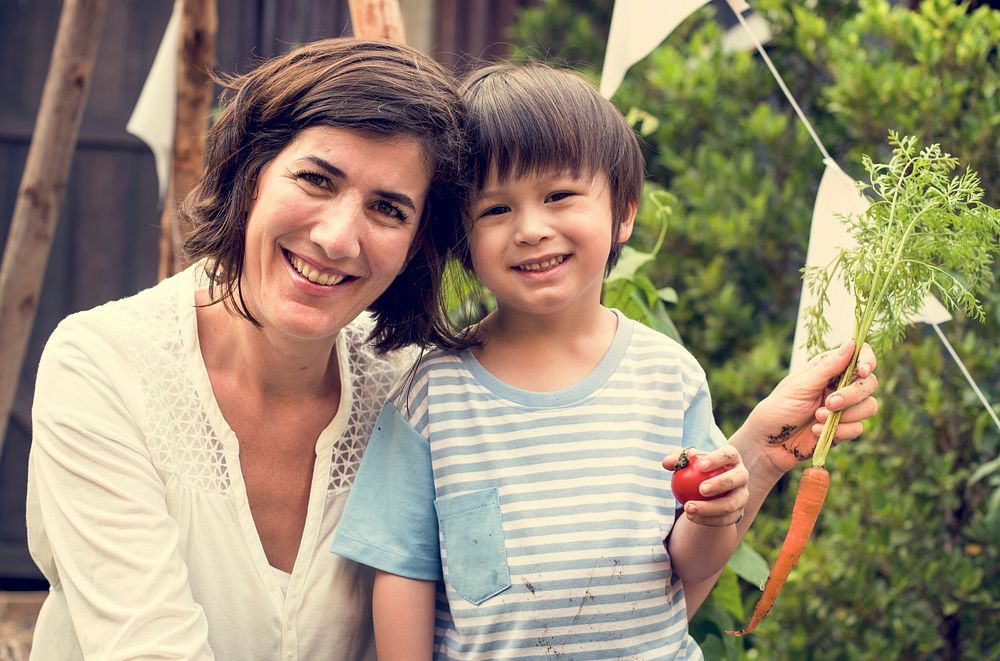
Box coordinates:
[509,1,1000,658]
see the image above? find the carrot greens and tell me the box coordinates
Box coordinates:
[803,130,1000,467]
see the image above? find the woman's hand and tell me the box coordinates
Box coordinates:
[663,445,748,527]
[747,340,879,475]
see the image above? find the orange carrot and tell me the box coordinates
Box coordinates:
[727,466,830,636]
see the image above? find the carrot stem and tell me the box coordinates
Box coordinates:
[727,466,831,636]
[811,340,862,468]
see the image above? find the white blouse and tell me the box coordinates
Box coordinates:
[27,264,414,660]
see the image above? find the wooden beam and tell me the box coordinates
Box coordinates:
[348,0,407,42]
[158,0,218,281]
[0,0,110,455]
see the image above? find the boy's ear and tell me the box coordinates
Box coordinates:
[616,202,638,242]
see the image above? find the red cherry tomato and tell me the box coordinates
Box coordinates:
[671,448,726,504]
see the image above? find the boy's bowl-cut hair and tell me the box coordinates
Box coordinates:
[182,38,469,352]
[459,62,645,273]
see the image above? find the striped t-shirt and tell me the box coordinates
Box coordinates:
[334,311,725,659]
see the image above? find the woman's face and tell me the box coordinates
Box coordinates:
[241,125,431,343]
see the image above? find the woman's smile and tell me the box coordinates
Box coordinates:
[284,249,354,288]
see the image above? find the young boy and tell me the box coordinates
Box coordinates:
[332,62,751,659]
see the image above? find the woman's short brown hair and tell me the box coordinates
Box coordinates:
[182,38,468,352]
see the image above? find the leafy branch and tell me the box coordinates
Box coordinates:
[604,189,681,341]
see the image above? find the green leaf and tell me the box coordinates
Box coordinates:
[605,245,654,282]
[657,287,679,304]
[985,487,1000,537]
[624,106,661,136]
[727,541,770,588]
[712,566,746,620]
[967,454,1000,488]
[698,634,726,660]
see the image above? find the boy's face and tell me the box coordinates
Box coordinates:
[465,169,634,319]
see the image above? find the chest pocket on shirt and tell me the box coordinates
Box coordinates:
[435,488,512,605]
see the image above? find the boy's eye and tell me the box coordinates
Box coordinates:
[479,204,511,218]
[546,191,574,203]
[373,199,409,222]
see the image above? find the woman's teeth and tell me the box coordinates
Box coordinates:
[517,255,566,272]
[289,253,346,286]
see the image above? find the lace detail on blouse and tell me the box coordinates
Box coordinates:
[121,274,231,494]
[99,267,414,496]
[328,320,416,492]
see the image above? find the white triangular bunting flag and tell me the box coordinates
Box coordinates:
[600,0,709,99]
[126,2,180,199]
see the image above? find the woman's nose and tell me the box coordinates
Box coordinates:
[311,199,363,259]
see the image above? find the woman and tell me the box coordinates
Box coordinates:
[27,38,467,660]
[26,37,878,661]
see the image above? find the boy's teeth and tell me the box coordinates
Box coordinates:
[518,255,566,271]
[289,254,345,286]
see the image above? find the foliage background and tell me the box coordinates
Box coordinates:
[508,1,1000,658]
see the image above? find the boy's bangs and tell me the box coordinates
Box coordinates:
[471,112,598,188]
[467,71,608,189]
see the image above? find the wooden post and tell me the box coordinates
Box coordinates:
[348,0,407,42]
[0,0,110,455]
[158,0,218,281]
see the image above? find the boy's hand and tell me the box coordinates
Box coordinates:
[663,445,748,527]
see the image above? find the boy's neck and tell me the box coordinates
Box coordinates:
[471,305,620,393]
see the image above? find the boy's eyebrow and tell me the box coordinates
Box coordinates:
[477,171,591,197]
[301,155,418,212]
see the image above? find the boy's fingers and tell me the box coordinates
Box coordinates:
[684,488,748,523]
[700,446,739,469]
[686,512,737,527]
[703,467,749,495]
[661,446,685,469]
[701,476,735,496]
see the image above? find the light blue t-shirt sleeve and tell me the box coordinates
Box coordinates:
[682,380,728,452]
[331,401,442,581]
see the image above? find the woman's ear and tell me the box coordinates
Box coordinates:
[617,202,638,243]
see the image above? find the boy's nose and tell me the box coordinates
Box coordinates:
[311,199,363,260]
[513,212,552,245]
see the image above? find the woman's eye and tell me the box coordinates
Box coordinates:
[374,199,409,222]
[297,171,330,189]
[547,191,573,203]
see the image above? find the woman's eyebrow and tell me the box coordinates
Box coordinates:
[302,155,417,212]
[303,155,346,179]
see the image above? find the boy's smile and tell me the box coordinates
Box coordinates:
[467,170,634,321]
[513,253,568,273]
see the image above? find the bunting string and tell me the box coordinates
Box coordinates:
[931,323,1000,434]
[726,2,832,164]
